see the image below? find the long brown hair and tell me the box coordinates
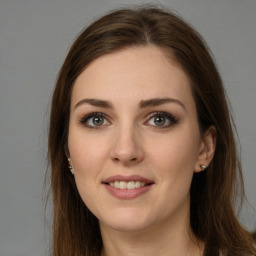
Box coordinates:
[48,5,256,256]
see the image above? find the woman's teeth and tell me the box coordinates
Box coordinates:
[109,181,146,189]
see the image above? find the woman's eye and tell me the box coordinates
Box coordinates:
[146,112,178,128]
[80,113,110,128]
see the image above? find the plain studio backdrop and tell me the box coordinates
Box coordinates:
[0,0,255,255]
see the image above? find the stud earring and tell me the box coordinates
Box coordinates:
[67,158,74,175]
[200,164,206,170]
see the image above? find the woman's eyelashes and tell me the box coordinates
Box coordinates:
[79,112,110,129]
[145,111,178,128]
[78,111,178,129]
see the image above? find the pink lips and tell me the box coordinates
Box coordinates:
[102,175,154,200]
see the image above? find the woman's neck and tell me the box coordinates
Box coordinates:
[100,211,204,256]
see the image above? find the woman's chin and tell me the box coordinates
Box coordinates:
[98,210,153,233]
[101,221,149,233]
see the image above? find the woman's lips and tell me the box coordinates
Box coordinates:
[102,175,154,200]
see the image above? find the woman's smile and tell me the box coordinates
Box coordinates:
[102,174,155,199]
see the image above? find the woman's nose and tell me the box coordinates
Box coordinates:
[110,126,144,165]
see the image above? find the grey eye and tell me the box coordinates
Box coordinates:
[80,113,110,128]
[92,116,104,126]
[146,112,178,128]
[153,116,166,126]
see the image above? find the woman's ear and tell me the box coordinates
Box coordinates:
[64,143,74,174]
[65,148,74,175]
[194,126,216,173]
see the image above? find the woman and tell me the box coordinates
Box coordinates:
[48,6,256,256]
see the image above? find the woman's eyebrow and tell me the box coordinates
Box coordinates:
[74,98,113,110]
[139,98,186,110]
[74,97,186,111]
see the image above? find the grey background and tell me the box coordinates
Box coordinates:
[0,0,255,255]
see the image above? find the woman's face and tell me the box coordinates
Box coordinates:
[68,46,211,233]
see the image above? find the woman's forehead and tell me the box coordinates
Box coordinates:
[71,46,194,110]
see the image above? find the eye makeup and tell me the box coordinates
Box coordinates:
[79,112,111,129]
[145,111,179,128]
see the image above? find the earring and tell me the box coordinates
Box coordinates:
[200,164,206,170]
[68,158,74,175]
